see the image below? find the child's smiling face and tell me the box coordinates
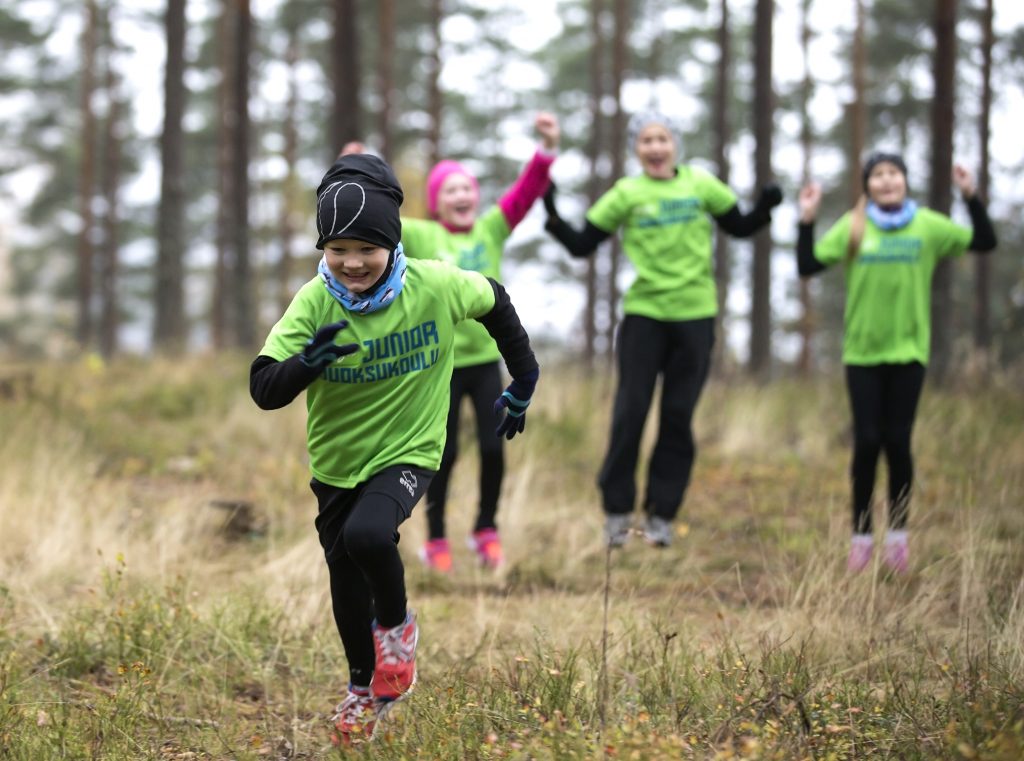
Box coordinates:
[323,238,390,293]
[436,173,479,229]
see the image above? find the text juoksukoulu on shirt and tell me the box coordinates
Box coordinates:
[813,208,972,366]
[259,259,496,488]
[586,165,737,322]
[401,207,509,368]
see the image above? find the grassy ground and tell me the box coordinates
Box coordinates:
[0,356,1021,760]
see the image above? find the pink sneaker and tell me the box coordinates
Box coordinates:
[883,531,909,574]
[329,685,379,745]
[418,538,452,573]
[847,533,874,573]
[468,528,503,569]
[370,612,418,702]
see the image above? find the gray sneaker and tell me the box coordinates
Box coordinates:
[643,515,673,547]
[604,514,632,547]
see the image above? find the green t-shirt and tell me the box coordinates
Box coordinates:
[586,165,737,321]
[259,259,497,488]
[814,208,972,365]
[401,206,510,368]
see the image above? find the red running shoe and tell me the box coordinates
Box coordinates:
[370,612,419,701]
[468,528,504,569]
[418,538,453,573]
[329,685,379,745]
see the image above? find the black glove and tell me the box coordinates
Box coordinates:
[494,368,539,440]
[756,182,784,212]
[299,320,360,369]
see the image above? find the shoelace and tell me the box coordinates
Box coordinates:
[376,623,416,665]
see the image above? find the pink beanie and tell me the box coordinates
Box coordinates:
[426,160,479,217]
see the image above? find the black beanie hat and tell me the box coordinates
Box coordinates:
[861,151,908,193]
[315,154,404,251]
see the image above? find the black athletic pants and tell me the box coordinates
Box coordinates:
[424,362,504,540]
[599,315,714,520]
[311,465,433,688]
[844,362,926,534]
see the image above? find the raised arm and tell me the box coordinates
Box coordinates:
[496,112,560,230]
[541,182,611,259]
[714,183,783,238]
[953,164,997,253]
[796,182,827,277]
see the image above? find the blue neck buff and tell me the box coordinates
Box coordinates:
[317,244,407,315]
[866,199,918,231]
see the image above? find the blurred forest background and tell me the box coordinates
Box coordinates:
[0,0,1022,383]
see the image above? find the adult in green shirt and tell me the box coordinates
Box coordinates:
[797,151,996,574]
[543,111,782,548]
[249,154,539,743]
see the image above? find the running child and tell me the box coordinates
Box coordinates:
[249,153,539,741]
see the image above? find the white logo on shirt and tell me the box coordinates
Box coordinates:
[399,470,418,497]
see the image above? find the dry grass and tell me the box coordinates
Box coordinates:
[0,356,1021,759]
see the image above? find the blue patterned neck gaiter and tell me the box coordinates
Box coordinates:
[317,244,407,315]
[866,199,918,231]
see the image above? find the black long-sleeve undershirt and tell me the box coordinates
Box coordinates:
[249,277,538,410]
[543,190,774,260]
[797,195,998,279]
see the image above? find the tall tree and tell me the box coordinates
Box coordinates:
[330,0,360,155]
[848,0,867,205]
[583,0,607,365]
[377,0,395,161]
[230,0,254,348]
[210,1,234,350]
[748,0,775,376]
[928,0,958,383]
[606,0,629,357]
[973,0,993,366]
[98,4,123,358]
[795,0,814,375]
[277,15,301,315]
[153,0,188,352]
[426,0,443,168]
[712,0,731,372]
[77,0,99,349]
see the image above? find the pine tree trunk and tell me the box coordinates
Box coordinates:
[427,0,443,168]
[99,24,122,359]
[929,0,958,384]
[712,0,731,374]
[748,0,774,378]
[848,0,867,205]
[279,22,299,315]
[607,0,629,363]
[377,0,395,162]
[77,0,98,349]
[330,0,361,155]
[154,0,188,352]
[584,0,606,366]
[231,0,254,348]
[211,1,233,350]
[973,0,993,367]
[796,0,814,376]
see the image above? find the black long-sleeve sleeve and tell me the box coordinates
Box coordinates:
[249,353,321,410]
[797,222,827,277]
[713,203,772,238]
[713,183,782,238]
[544,217,611,259]
[542,183,611,258]
[475,278,539,381]
[966,195,997,252]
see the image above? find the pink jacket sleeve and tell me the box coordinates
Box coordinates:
[497,148,557,230]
